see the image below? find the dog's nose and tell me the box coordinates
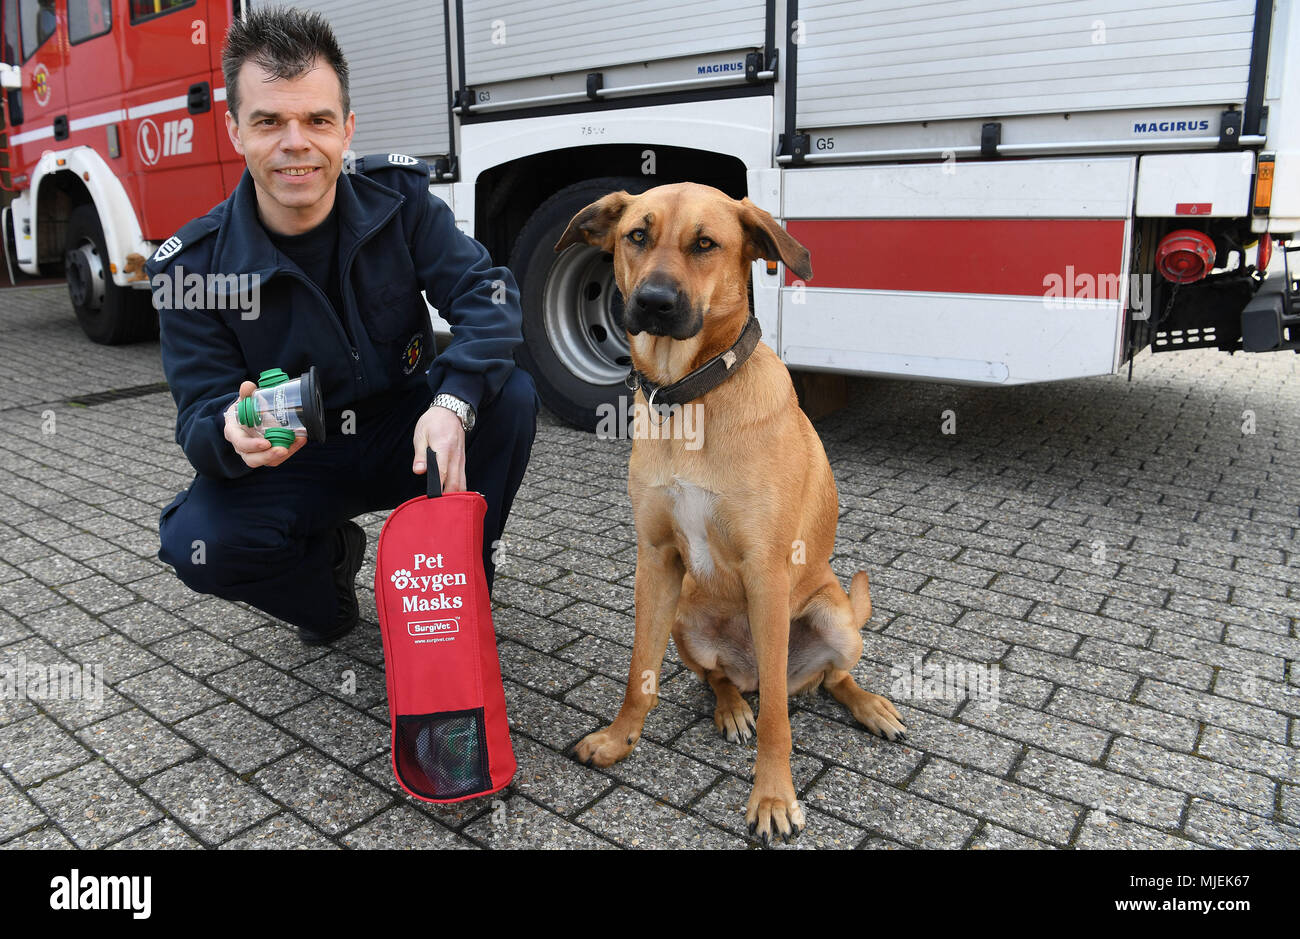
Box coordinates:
[629,281,679,317]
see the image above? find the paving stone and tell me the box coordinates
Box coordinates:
[1003,645,1137,700]
[909,758,1081,845]
[1047,687,1200,751]
[0,578,66,617]
[1135,679,1288,744]
[1074,814,1204,849]
[497,637,590,695]
[140,757,278,846]
[206,659,319,717]
[1075,637,1213,690]
[219,812,340,849]
[960,699,1111,764]
[4,290,1300,849]
[1184,798,1300,849]
[228,623,334,668]
[1150,629,1286,681]
[462,794,615,849]
[1213,668,1300,716]
[252,748,392,835]
[671,718,825,791]
[952,609,1080,656]
[561,673,699,745]
[291,650,389,711]
[109,818,204,849]
[115,664,224,723]
[67,630,162,681]
[76,708,195,781]
[969,824,1056,849]
[273,696,388,767]
[0,772,49,841]
[575,785,740,849]
[1029,603,1151,646]
[18,554,97,587]
[176,598,270,638]
[503,732,615,815]
[26,760,161,848]
[1013,747,1186,829]
[1105,736,1276,816]
[1281,783,1298,827]
[176,702,299,774]
[493,607,583,653]
[148,629,247,676]
[3,824,75,848]
[803,765,978,848]
[99,602,190,644]
[339,804,474,849]
[54,575,136,614]
[883,615,1009,661]
[1196,724,1299,779]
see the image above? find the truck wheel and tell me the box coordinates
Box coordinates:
[65,204,158,345]
[510,176,651,431]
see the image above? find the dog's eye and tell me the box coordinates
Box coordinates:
[695,237,716,252]
[626,229,647,245]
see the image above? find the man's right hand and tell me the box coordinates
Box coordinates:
[223,380,306,468]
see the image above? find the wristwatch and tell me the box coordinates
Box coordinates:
[432,393,476,433]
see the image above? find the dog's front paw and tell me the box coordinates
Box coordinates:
[571,726,639,767]
[852,692,907,742]
[746,779,806,846]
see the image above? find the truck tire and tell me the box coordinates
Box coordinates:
[65,204,158,345]
[510,176,651,431]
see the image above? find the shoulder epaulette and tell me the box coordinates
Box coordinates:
[147,213,221,272]
[352,152,431,181]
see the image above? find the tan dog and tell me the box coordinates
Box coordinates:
[555,182,905,844]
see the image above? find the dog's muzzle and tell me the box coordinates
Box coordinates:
[624,276,702,339]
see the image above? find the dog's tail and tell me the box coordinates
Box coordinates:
[849,571,872,629]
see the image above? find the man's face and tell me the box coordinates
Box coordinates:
[224,56,355,235]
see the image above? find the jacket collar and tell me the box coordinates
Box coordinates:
[210,166,406,280]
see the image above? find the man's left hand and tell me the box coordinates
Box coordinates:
[413,405,466,493]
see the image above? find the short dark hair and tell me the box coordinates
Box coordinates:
[222,6,350,122]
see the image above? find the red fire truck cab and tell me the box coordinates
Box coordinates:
[1,0,240,342]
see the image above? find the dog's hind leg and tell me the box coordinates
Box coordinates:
[706,668,756,743]
[798,570,906,741]
[824,668,906,742]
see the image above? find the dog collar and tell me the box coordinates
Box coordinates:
[626,314,762,409]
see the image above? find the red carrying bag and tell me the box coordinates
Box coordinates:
[373,449,516,803]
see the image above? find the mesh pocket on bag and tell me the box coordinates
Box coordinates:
[394,708,490,800]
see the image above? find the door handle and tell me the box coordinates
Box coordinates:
[187,81,210,114]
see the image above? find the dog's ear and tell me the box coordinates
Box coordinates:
[737,197,813,282]
[555,191,631,253]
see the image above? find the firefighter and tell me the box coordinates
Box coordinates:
[148,7,537,645]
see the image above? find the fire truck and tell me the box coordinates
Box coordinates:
[2,0,1297,429]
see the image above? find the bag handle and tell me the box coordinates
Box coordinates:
[426,447,442,499]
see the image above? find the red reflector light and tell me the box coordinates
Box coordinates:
[1258,236,1272,271]
[1156,229,1216,284]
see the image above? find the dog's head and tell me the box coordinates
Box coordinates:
[554,183,812,352]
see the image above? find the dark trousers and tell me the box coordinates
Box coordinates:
[158,369,538,633]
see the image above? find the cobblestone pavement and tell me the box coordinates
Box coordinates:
[1,283,1298,850]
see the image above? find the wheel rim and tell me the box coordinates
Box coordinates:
[542,245,630,386]
[66,240,105,311]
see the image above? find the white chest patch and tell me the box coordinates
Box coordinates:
[667,478,717,578]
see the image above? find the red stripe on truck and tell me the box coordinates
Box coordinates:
[783,219,1126,297]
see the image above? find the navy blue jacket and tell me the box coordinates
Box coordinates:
[146,154,522,480]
